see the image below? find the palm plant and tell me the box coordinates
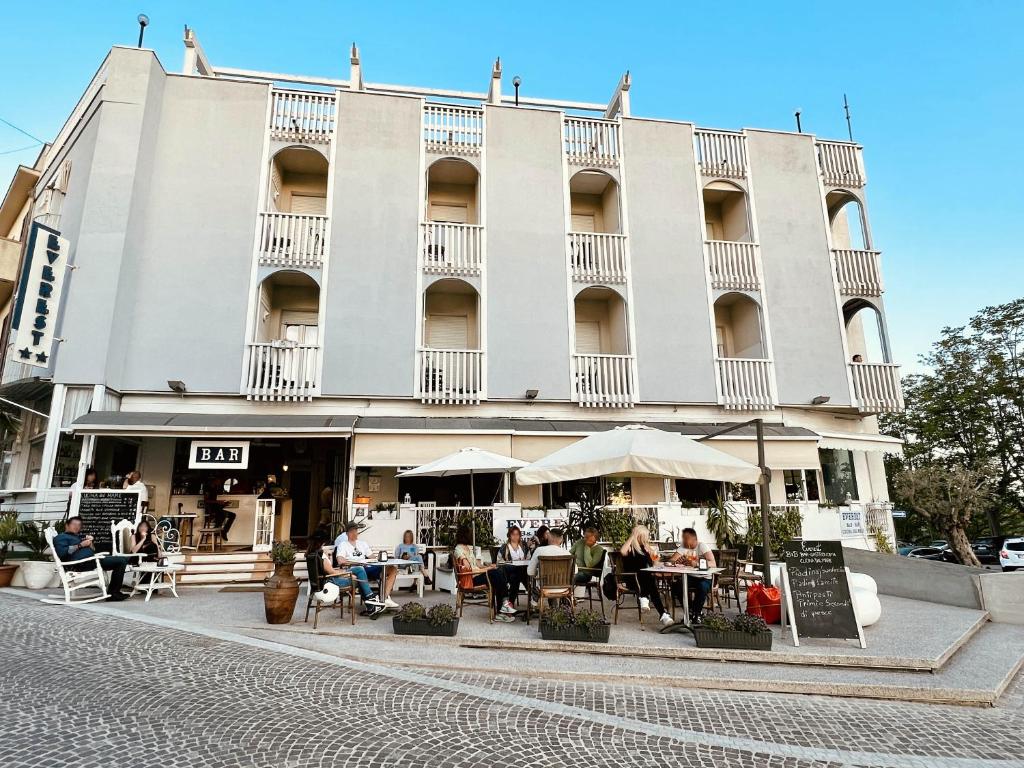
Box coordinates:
[705,493,738,549]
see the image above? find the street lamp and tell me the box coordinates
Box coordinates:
[512,75,521,106]
[137,14,149,48]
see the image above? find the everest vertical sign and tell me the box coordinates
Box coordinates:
[11,222,68,368]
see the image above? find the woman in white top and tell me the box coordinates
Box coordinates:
[496,525,528,608]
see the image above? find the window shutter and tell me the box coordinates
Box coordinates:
[290,194,326,215]
[426,315,468,349]
[571,214,596,232]
[429,204,468,223]
[575,321,602,354]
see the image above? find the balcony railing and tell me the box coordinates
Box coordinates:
[257,212,327,268]
[706,240,760,290]
[716,357,776,410]
[245,342,320,402]
[564,118,620,166]
[423,105,483,154]
[816,141,865,187]
[418,348,483,405]
[849,363,903,413]
[421,222,483,275]
[833,248,883,296]
[269,89,336,144]
[573,353,636,408]
[567,232,628,282]
[695,129,747,179]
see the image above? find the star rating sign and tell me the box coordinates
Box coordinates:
[35,352,48,364]
[18,347,31,360]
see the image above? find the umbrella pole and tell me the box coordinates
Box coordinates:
[756,418,773,581]
[470,469,476,549]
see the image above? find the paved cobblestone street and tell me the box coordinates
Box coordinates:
[1,593,1021,768]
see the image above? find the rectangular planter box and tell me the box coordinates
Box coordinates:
[392,617,459,637]
[540,623,611,644]
[693,627,772,651]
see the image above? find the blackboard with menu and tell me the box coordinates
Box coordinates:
[781,539,865,648]
[72,490,141,552]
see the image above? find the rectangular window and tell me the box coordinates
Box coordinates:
[429,203,468,223]
[574,321,602,355]
[290,194,326,215]
[426,314,468,349]
[819,449,858,504]
[571,213,596,232]
[782,469,822,502]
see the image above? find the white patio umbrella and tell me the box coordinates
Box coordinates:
[397,447,528,546]
[515,424,761,485]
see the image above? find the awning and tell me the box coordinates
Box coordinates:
[71,411,357,437]
[0,376,52,405]
[816,430,903,455]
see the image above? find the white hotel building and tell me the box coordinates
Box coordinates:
[0,34,903,564]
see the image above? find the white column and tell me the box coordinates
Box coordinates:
[37,383,66,490]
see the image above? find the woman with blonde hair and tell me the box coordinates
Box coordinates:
[619,524,672,626]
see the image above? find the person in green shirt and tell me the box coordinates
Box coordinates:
[570,526,605,588]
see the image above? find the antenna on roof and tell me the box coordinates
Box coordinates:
[843,94,853,141]
[794,109,802,133]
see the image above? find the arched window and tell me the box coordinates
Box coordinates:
[843,299,889,363]
[702,181,751,242]
[268,146,328,215]
[569,170,621,234]
[573,286,630,356]
[422,278,480,350]
[826,191,869,251]
[713,293,765,359]
[426,158,480,224]
[253,270,320,344]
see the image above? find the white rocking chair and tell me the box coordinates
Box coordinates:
[41,526,110,605]
[110,518,183,602]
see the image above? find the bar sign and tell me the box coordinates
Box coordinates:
[189,440,250,469]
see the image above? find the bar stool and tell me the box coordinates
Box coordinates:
[197,510,223,552]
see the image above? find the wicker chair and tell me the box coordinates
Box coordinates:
[527,555,575,626]
[454,556,494,623]
[577,549,606,619]
[304,553,356,628]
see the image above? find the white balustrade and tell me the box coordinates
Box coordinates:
[695,129,748,178]
[423,105,484,153]
[706,240,760,290]
[258,212,328,267]
[833,249,883,296]
[573,354,636,407]
[245,342,320,401]
[421,222,483,275]
[418,348,483,404]
[849,363,903,413]
[716,357,776,410]
[567,232,628,282]
[269,89,336,143]
[563,118,620,165]
[816,141,865,187]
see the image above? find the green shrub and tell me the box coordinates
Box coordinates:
[700,613,733,632]
[396,602,427,622]
[731,613,769,635]
[270,540,296,566]
[426,603,457,626]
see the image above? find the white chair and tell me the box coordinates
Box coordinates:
[394,547,427,598]
[41,526,109,605]
[110,518,183,601]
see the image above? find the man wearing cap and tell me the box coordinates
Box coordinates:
[334,522,400,609]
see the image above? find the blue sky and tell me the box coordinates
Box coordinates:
[1,1,1020,370]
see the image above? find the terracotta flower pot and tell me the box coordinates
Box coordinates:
[263,560,299,624]
[0,563,19,588]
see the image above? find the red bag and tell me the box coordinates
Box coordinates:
[746,582,781,624]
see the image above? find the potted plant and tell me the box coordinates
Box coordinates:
[0,512,21,587]
[393,601,460,637]
[692,612,773,651]
[539,605,611,643]
[263,540,299,624]
[17,521,57,589]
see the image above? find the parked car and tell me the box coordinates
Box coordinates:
[972,536,1009,565]
[928,540,950,551]
[906,546,960,563]
[999,538,1024,572]
[897,542,919,556]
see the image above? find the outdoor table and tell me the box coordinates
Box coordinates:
[373,558,420,604]
[642,565,724,627]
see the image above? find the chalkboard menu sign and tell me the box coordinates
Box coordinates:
[72,490,141,552]
[781,539,864,648]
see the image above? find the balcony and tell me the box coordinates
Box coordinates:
[695,129,747,179]
[716,357,776,410]
[564,118,620,166]
[269,89,336,144]
[244,342,320,402]
[573,353,636,408]
[421,222,482,276]
[833,248,883,296]
[706,240,760,291]
[568,232,628,283]
[849,363,903,413]
[418,348,483,405]
[423,105,483,156]
[257,212,327,268]
[816,141,865,187]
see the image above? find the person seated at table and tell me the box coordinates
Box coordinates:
[394,529,431,587]
[129,519,161,562]
[453,526,516,622]
[496,525,528,605]
[526,525,550,556]
[307,533,383,617]
[203,477,237,541]
[669,527,717,624]
[570,526,605,593]
[527,527,572,608]
[619,524,673,626]
[53,516,131,602]
[334,522,399,609]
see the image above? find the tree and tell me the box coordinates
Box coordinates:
[881,297,1024,537]
[895,465,987,566]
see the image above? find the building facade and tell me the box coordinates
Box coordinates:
[0,37,903,550]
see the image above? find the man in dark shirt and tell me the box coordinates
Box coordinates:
[52,516,131,601]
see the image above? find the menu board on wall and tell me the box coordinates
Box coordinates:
[780,539,865,648]
[71,490,141,552]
